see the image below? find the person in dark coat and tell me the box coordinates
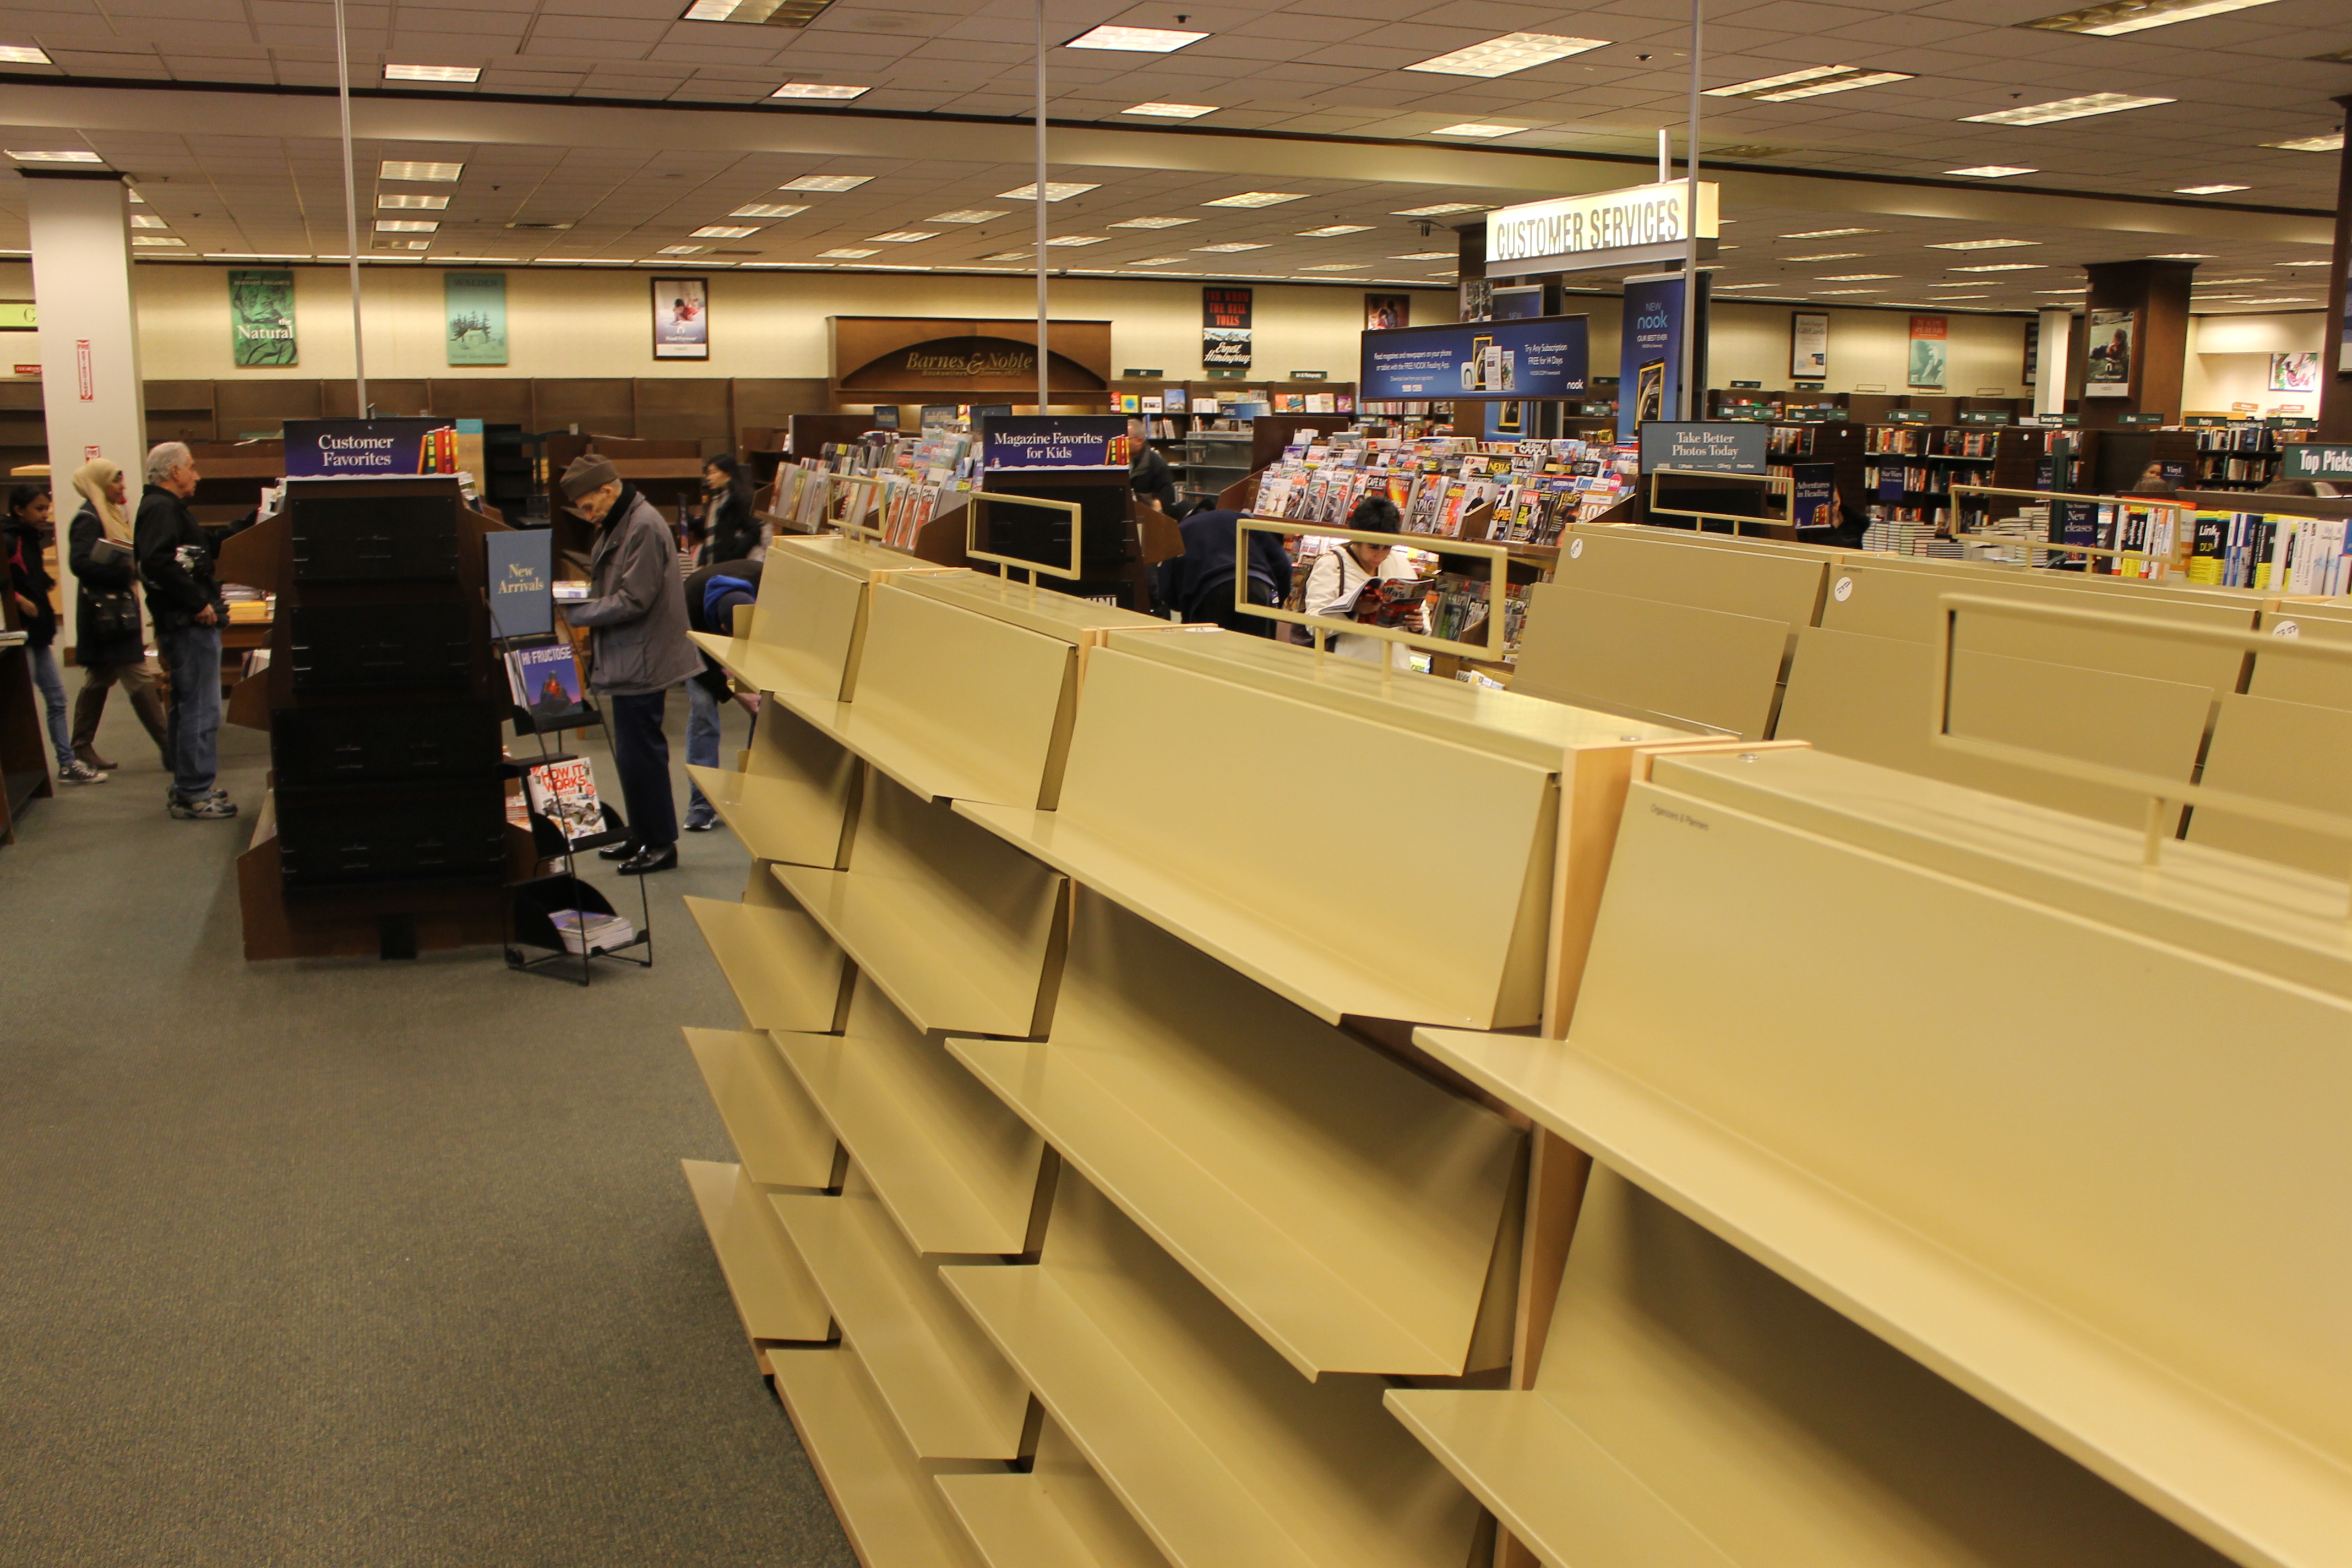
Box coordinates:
[680,556,763,832]
[694,454,763,568]
[6,484,103,783]
[1128,418,1179,514]
[66,456,168,772]
[1154,505,1291,635]
[137,441,235,818]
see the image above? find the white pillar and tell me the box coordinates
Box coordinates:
[27,172,146,654]
[2034,307,2073,420]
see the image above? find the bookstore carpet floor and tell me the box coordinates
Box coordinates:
[0,700,856,1568]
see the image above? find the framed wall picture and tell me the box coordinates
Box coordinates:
[1905,315,1947,390]
[652,276,709,360]
[228,268,297,367]
[2269,351,2320,394]
[1789,311,1828,380]
[2084,308,2134,398]
[444,270,508,366]
[1364,293,1409,331]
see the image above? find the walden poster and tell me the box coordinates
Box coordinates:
[228,269,296,367]
[445,270,509,366]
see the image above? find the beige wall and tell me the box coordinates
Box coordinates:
[1703,301,2031,397]
[2182,311,2326,416]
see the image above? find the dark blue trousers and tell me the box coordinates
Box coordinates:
[606,688,677,849]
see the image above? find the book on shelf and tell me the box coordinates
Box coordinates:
[508,641,591,725]
[524,757,605,847]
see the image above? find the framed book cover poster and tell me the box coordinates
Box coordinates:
[2084,308,2135,398]
[1905,315,1946,389]
[652,277,709,360]
[1790,311,1828,380]
[2269,351,2320,393]
[444,270,508,366]
[228,268,297,367]
[1365,293,1409,331]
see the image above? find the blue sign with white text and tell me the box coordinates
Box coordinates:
[283,417,447,478]
[981,413,1124,470]
[1359,315,1589,402]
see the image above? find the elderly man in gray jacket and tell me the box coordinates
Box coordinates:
[559,453,702,874]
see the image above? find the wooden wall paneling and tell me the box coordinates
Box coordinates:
[735,378,833,438]
[213,378,322,437]
[322,379,430,417]
[634,378,732,450]
[532,377,635,437]
[144,378,217,444]
[428,378,535,426]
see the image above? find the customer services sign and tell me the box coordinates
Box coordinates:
[1485,180,1719,274]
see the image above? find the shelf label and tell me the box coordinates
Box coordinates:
[1638,420,1768,475]
[2280,444,2352,481]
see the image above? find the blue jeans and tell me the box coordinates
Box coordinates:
[684,678,722,826]
[29,644,70,769]
[157,622,222,800]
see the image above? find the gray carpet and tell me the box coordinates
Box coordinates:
[0,691,855,1567]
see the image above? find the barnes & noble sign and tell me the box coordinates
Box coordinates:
[1485,180,1720,274]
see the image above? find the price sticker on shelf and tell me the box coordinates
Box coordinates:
[2273,620,2300,639]
[1833,575,1853,602]
[1569,538,1583,559]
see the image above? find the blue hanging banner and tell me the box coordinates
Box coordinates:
[1357,315,1588,402]
[1618,276,1685,443]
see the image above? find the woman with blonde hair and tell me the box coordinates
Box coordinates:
[66,456,168,772]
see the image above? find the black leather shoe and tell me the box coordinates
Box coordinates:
[597,839,640,861]
[618,844,678,875]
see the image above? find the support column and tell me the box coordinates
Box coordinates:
[26,170,146,656]
[2079,258,2195,429]
[2316,92,2352,442]
[2033,307,2073,420]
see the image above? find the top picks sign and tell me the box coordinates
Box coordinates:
[1485,180,1720,274]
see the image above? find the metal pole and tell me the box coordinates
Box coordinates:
[1657,127,1668,184]
[331,0,367,412]
[1678,0,1702,422]
[1034,0,1049,414]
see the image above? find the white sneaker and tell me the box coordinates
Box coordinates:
[59,760,107,784]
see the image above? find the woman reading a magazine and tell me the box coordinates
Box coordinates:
[1302,494,1424,667]
[557,454,701,875]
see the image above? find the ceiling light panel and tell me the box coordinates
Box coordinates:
[1202,192,1306,208]
[1066,24,1206,51]
[381,160,461,181]
[660,244,706,254]
[865,230,937,242]
[695,225,761,238]
[1407,32,1609,78]
[2261,133,2344,152]
[1393,203,1487,217]
[378,193,449,209]
[2175,183,2249,193]
[131,235,185,247]
[2149,251,2215,258]
[1043,235,1106,246]
[129,214,168,229]
[1122,102,1215,117]
[926,209,1008,224]
[1110,216,1194,228]
[1758,70,1911,101]
[999,182,1098,201]
[1297,225,1372,237]
[772,82,867,99]
[780,175,870,192]
[2020,0,2284,35]
[385,63,480,81]
[0,45,51,63]
[1925,238,2039,249]
[8,149,100,162]
[682,0,840,24]
[1194,242,1270,252]
[2277,257,2332,265]
[1431,123,1521,138]
[1952,263,2044,271]
[1125,257,1183,265]
[1300,263,1369,270]
[1782,252,1863,261]
[1781,227,1876,239]
[375,219,439,231]
[976,251,1031,262]
[1390,250,1453,260]
[1962,92,2173,125]
[1946,166,2038,177]
[732,203,808,219]
[1817,273,1896,280]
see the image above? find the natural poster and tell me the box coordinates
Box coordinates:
[228,268,297,367]
[444,270,509,366]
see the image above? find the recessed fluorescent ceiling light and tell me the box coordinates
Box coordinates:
[2174,183,2249,193]
[2034,288,2085,293]
[1202,192,1305,208]
[1122,102,1214,117]
[1297,225,1372,237]
[129,214,168,229]
[1110,216,1194,229]
[385,63,480,81]
[772,81,867,99]
[1946,165,2038,177]
[780,174,870,192]
[207,253,307,260]
[1194,242,1270,252]
[1125,257,1183,265]
[2149,251,2215,258]
[976,251,1031,261]
[682,0,842,22]
[695,225,763,238]
[2021,0,2283,35]
[1953,263,2044,271]
[1392,202,1486,217]
[732,203,808,218]
[1919,292,1989,298]
[1782,252,1863,262]
[1963,92,2172,125]
[1431,123,1521,138]
[818,247,877,258]
[1706,65,1913,101]
[1780,227,1875,239]
[1407,32,1608,77]
[1925,238,2038,249]
[1714,281,1774,288]
[131,235,186,246]
[927,209,1008,224]
[2260,132,2344,152]
[0,45,51,63]
[999,182,1098,201]
[1043,235,1107,246]
[380,160,461,181]
[375,219,439,232]
[2232,296,2314,304]
[865,230,936,243]
[378,193,449,209]
[8,148,100,162]
[1066,24,1206,51]
[2192,277,2264,284]
[2277,257,2333,265]
[1390,250,1453,260]
[660,244,705,254]
[1813,288,1880,294]
[432,255,519,263]
[1300,263,1369,270]
[1817,273,1897,280]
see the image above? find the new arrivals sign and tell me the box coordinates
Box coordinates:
[1203,287,1253,368]
[1485,180,1719,274]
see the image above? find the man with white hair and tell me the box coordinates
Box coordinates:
[136,440,234,819]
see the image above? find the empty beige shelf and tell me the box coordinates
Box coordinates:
[1389,1168,2228,1568]
[1554,522,1831,630]
[680,1158,832,1345]
[682,1028,839,1190]
[774,976,1048,1256]
[772,1166,1030,1461]
[951,891,1519,1379]
[1512,583,1790,739]
[942,1168,1484,1568]
[824,580,1082,809]
[686,701,858,868]
[956,647,1557,1029]
[688,535,891,701]
[1411,769,2352,1568]
[898,570,1161,642]
[773,771,1067,1038]
[690,630,841,707]
[2185,692,2352,877]
[2249,607,2352,709]
[768,1341,988,1568]
[684,894,848,1035]
[937,1416,1172,1568]
[1776,625,2214,830]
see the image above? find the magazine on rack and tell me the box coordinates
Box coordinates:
[524,757,605,847]
[507,641,592,726]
